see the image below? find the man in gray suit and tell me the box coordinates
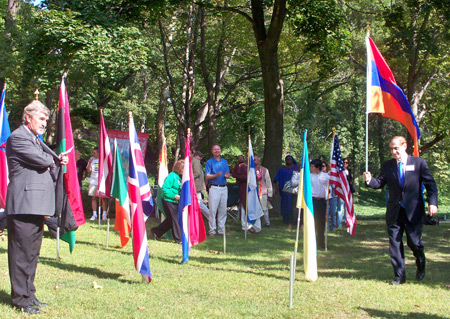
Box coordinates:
[5,100,68,314]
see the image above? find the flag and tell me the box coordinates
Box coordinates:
[97,110,113,197]
[246,137,264,228]
[329,134,356,236]
[55,76,86,252]
[366,35,420,156]
[297,130,317,282]
[179,131,206,263]
[156,139,169,217]
[128,113,151,282]
[0,85,10,209]
[111,139,131,248]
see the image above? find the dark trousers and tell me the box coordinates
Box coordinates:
[387,207,425,281]
[7,215,45,307]
[152,199,182,243]
[313,198,326,250]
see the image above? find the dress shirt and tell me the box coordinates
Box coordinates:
[310,172,329,198]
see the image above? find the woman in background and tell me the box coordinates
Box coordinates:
[151,160,184,243]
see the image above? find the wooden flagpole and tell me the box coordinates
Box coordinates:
[324,128,336,252]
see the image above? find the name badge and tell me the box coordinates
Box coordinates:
[405,165,415,171]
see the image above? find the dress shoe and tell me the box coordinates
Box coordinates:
[416,269,425,281]
[31,299,48,308]
[150,230,159,241]
[390,279,405,286]
[20,305,40,314]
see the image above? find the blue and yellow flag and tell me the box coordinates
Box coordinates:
[297,130,317,282]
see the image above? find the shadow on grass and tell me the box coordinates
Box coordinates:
[359,307,449,319]
[38,257,137,284]
[0,289,10,307]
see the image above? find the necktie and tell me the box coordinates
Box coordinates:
[398,162,404,189]
[35,137,42,150]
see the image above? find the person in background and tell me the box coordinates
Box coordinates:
[254,155,273,228]
[310,158,329,249]
[322,161,338,231]
[151,159,185,243]
[363,136,438,285]
[75,150,87,189]
[205,144,230,236]
[86,147,108,221]
[274,155,298,228]
[192,151,209,223]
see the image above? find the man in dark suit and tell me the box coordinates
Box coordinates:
[363,136,438,285]
[5,100,68,314]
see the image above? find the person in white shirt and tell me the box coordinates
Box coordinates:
[86,147,108,221]
[310,158,329,249]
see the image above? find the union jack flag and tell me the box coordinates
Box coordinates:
[329,134,356,235]
[128,113,151,282]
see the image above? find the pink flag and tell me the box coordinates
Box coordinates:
[97,110,113,197]
[0,85,11,209]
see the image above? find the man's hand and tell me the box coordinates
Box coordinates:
[224,171,230,178]
[363,172,372,183]
[428,205,438,216]
[59,155,69,166]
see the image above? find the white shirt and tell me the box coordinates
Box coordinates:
[310,172,329,198]
[88,157,100,185]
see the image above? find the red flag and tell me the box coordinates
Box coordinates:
[58,76,85,227]
[97,109,113,197]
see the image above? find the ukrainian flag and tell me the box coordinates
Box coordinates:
[298,130,317,282]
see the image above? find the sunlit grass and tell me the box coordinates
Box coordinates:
[1,210,449,319]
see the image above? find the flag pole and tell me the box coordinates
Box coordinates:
[244,135,250,240]
[365,27,370,173]
[293,130,307,279]
[324,128,336,252]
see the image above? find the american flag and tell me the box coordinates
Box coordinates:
[329,134,356,235]
[128,113,151,282]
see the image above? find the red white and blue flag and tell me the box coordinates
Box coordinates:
[247,137,263,228]
[97,110,113,198]
[179,131,206,263]
[329,134,356,236]
[0,85,11,209]
[366,35,420,156]
[128,113,152,282]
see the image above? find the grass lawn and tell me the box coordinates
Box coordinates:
[1,202,449,318]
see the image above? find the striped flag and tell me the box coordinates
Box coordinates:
[156,139,168,217]
[329,134,356,235]
[366,35,420,156]
[0,84,10,209]
[128,113,151,282]
[111,139,131,248]
[97,110,113,197]
[55,76,85,252]
[179,131,206,263]
[0,83,11,208]
[298,130,317,282]
[246,137,263,228]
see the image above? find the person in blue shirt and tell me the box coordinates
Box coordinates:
[205,144,230,236]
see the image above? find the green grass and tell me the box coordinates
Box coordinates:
[1,210,449,318]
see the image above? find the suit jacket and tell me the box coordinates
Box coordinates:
[368,156,438,226]
[5,125,60,216]
[192,157,205,192]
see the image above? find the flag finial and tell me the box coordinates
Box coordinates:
[63,72,67,79]
[3,82,5,90]
[34,89,39,100]
[187,128,191,135]
[366,25,370,36]
[128,111,132,118]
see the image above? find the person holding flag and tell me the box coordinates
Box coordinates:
[309,158,329,250]
[5,100,69,314]
[363,136,438,285]
[87,146,108,221]
[151,160,185,243]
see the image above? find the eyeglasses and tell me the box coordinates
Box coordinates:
[343,161,349,164]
